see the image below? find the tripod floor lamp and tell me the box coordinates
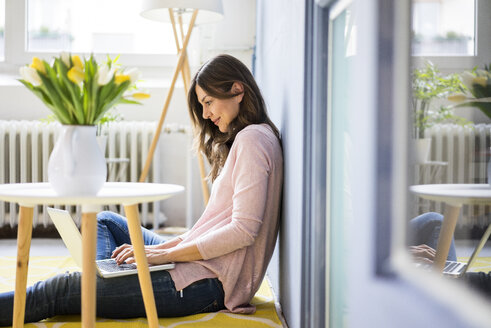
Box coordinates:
[139,0,224,206]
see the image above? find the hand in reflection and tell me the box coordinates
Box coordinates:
[410,244,436,264]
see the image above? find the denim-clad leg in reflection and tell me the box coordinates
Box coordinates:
[410,212,491,299]
[409,211,457,261]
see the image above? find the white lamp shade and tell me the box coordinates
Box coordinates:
[141,0,224,24]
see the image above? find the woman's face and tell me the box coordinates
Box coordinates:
[196,83,244,133]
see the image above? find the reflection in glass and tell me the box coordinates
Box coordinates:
[412,0,475,56]
[409,0,491,305]
[27,0,176,54]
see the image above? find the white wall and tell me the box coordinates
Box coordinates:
[255,1,306,327]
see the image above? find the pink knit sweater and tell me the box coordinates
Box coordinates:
[169,123,283,314]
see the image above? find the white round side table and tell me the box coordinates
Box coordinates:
[0,182,184,328]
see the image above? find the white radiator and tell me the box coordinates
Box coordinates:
[0,120,192,228]
[417,123,491,227]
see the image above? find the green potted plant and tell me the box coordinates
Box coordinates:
[19,53,149,195]
[412,61,468,163]
[448,64,491,185]
[448,63,491,119]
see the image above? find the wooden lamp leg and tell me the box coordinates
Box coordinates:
[176,11,210,205]
[12,206,34,328]
[139,10,197,183]
[169,9,190,92]
[139,8,210,206]
[177,14,193,88]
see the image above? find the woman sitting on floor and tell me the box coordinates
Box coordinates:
[0,54,284,325]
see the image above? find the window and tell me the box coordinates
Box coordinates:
[27,0,177,55]
[1,0,188,69]
[412,0,475,56]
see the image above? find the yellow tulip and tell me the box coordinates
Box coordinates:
[30,57,46,74]
[131,92,151,100]
[115,74,130,85]
[67,66,85,84]
[71,55,84,70]
[448,93,468,102]
[473,76,487,88]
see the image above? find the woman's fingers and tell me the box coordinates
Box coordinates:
[124,256,136,264]
[410,249,435,259]
[114,245,152,264]
[410,244,435,252]
[114,245,134,264]
[111,244,167,265]
[409,244,436,261]
[111,243,132,258]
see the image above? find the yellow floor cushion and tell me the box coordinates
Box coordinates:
[0,256,285,328]
[457,257,491,273]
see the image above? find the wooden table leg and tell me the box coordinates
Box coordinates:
[124,204,159,328]
[13,206,34,328]
[81,212,97,328]
[433,203,461,272]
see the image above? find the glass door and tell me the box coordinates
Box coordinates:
[327,1,354,327]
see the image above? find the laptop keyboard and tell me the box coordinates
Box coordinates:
[443,260,466,274]
[415,260,466,275]
[444,261,459,272]
[97,259,137,272]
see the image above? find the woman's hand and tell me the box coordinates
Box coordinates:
[112,244,171,265]
[111,241,203,265]
[409,244,436,264]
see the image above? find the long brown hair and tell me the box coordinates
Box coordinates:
[188,54,279,181]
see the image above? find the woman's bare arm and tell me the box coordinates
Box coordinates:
[154,235,184,249]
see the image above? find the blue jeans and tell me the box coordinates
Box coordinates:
[409,212,457,261]
[0,211,225,326]
[96,211,167,260]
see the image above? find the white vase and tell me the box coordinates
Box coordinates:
[96,135,108,155]
[414,138,431,164]
[48,125,107,196]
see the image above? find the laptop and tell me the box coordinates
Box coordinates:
[47,207,175,278]
[423,223,491,277]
